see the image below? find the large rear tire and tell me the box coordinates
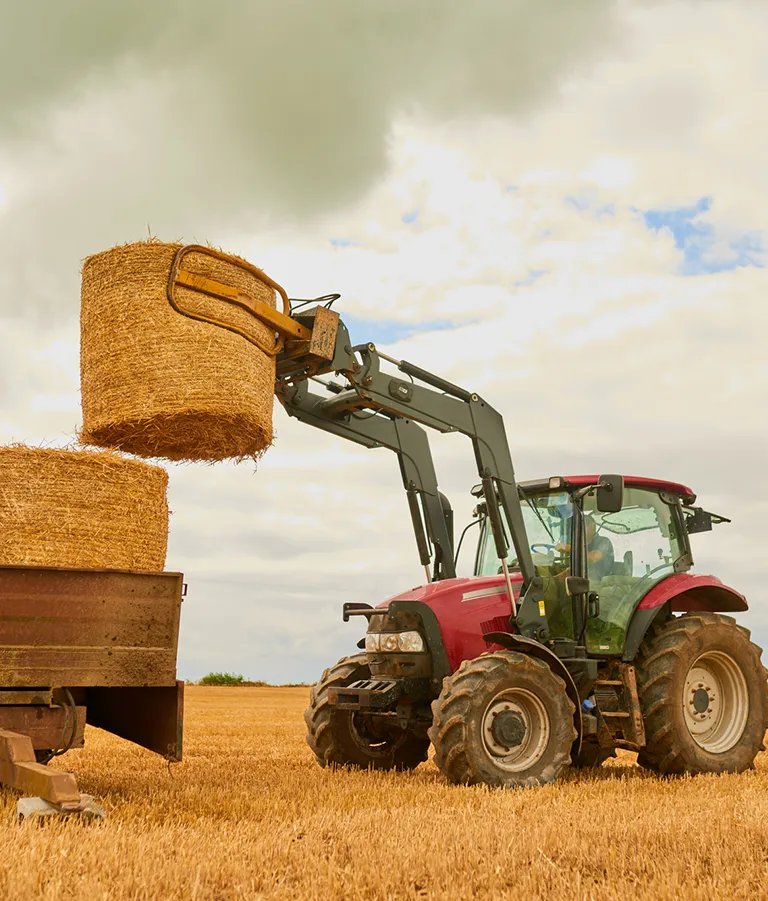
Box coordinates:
[429,651,576,788]
[635,613,768,774]
[305,654,430,770]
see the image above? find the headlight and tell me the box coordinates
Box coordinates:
[397,631,425,652]
[364,631,425,653]
[364,633,380,652]
[379,633,401,652]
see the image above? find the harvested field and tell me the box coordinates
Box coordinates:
[2,685,767,901]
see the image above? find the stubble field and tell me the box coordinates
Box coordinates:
[1,685,767,900]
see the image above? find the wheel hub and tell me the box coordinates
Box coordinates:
[683,651,749,754]
[482,688,550,773]
[490,710,526,748]
[692,687,710,714]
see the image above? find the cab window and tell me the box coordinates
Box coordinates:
[583,487,685,654]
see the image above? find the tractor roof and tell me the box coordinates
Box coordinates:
[518,475,696,504]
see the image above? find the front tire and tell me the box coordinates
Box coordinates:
[429,651,576,788]
[305,654,430,771]
[636,613,768,774]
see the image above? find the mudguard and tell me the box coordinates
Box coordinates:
[482,631,583,756]
[636,573,747,612]
[623,574,748,662]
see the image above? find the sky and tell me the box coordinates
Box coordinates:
[1,0,766,682]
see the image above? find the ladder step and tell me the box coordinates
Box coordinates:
[601,711,630,718]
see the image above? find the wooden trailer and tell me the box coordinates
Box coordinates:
[0,564,184,815]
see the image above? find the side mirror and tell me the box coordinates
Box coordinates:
[596,474,624,514]
[685,507,713,534]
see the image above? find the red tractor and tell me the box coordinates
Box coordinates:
[271,300,767,787]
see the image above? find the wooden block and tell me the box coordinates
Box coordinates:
[0,729,35,763]
[0,760,80,805]
[0,728,81,805]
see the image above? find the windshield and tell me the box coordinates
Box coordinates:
[476,491,573,576]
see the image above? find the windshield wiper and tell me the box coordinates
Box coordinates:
[525,496,555,543]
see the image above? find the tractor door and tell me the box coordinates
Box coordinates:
[582,487,687,655]
[475,490,576,640]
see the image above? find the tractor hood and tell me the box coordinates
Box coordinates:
[379,573,522,611]
[378,574,522,672]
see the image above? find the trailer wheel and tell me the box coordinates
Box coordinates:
[429,651,576,788]
[305,654,430,770]
[635,613,768,774]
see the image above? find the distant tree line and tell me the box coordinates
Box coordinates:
[196,672,308,687]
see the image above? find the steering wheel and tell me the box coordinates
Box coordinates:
[531,543,557,555]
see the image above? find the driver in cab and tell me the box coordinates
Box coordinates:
[555,513,614,581]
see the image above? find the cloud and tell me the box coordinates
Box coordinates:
[0,0,620,222]
[0,0,635,337]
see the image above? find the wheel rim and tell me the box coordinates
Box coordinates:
[683,650,750,753]
[482,688,550,772]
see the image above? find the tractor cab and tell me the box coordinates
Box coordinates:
[473,475,700,657]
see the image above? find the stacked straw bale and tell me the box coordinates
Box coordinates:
[0,446,168,571]
[80,241,277,462]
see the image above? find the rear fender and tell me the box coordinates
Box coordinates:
[624,574,748,662]
[482,631,582,756]
[636,573,747,613]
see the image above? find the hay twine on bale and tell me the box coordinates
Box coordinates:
[80,240,279,463]
[0,445,168,572]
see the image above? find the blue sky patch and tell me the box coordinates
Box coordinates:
[564,192,615,220]
[341,314,457,346]
[513,269,549,288]
[641,196,765,275]
[565,194,592,212]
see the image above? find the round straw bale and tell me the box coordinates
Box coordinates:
[0,446,168,572]
[80,240,279,462]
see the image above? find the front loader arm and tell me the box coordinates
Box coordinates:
[274,316,547,641]
[278,378,455,580]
